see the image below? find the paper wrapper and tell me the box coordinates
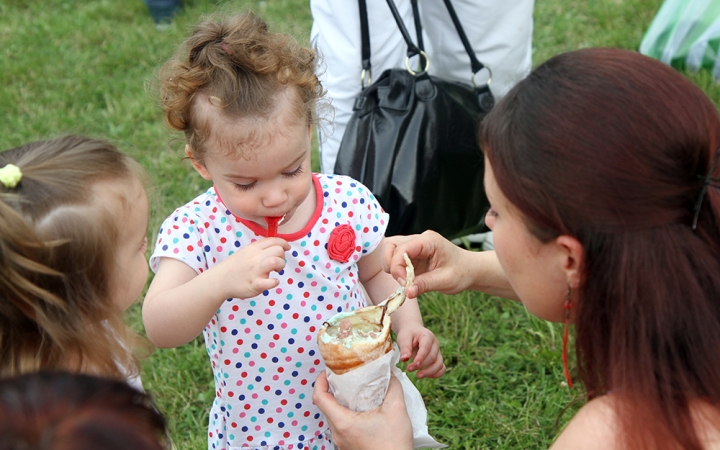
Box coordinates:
[325,343,446,449]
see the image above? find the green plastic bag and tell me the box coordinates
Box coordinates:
[639,0,720,80]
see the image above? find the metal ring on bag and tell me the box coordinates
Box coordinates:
[405,50,430,76]
[360,68,372,88]
[471,65,492,87]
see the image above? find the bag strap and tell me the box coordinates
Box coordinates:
[358,0,372,86]
[357,0,488,83]
[439,0,486,75]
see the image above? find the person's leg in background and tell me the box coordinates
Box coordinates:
[419,0,533,98]
[310,0,417,174]
[421,0,534,250]
[310,0,534,250]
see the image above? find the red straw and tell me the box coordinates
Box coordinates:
[265,216,283,237]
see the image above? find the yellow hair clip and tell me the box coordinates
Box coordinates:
[0,164,22,188]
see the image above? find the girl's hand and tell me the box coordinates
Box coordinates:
[216,237,290,299]
[395,324,446,379]
[383,231,475,298]
[312,372,413,450]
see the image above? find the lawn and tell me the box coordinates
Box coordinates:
[1,0,718,448]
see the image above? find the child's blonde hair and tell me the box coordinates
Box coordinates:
[0,135,147,379]
[159,11,326,162]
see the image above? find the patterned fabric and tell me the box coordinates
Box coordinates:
[150,174,388,450]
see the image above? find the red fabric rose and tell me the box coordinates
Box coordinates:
[328,224,356,263]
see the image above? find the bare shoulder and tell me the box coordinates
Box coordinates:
[551,396,720,450]
[550,396,620,450]
[692,400,720,449]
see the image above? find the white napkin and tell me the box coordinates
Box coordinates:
[325,343,446,449]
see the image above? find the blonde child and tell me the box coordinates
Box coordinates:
[0,135,150,390]
[143,11,445,450]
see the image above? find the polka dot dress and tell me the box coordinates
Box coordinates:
[150,174,388,450]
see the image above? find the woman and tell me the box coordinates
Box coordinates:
[313,48,720,449]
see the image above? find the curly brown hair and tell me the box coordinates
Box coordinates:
[159,11,326,163]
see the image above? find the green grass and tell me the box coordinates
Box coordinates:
[2,0,718,448]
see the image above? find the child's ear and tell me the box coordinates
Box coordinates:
[186,145,212,180]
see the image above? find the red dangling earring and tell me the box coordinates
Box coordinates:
[562,287,574,388]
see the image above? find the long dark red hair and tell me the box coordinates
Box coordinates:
[481,48,720,449]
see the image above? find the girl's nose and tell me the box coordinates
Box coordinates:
[261,185,288,208]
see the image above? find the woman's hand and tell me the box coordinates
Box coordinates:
[313,372,413,450]
[383,231,517,300]
[383,231,477,297]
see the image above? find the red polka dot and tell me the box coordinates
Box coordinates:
[228,391,234,397]
[269,300,275,306]
[292,313,299,319]
[348,211,354,217]
[303,292,310,298]
[224,359,231,365]
[244,404,251,410]
[260,353,267,359]
[236,339,243,345]
[232,305,239,311]
[220,326,227,332]
[288,278,294,285]
[187,245,194,251]
[297,347,304,354]
[256,319,263,326]
[313,240,320,246]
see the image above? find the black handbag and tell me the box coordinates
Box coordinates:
[334,0,495,239]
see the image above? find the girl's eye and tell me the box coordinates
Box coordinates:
[234,182,256,191]
[487,207,499,218]
[283,166,304,178]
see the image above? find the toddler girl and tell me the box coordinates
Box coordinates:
[0,135,150,390]
[143,11,445,450]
